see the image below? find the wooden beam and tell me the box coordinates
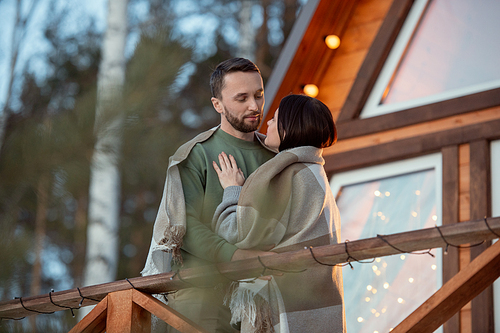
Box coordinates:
[441,146,460,333]
[132,290,209,333]
[1,218,499,320]
[391,237,500,333]
[106,289,150,333]
[337,87,500,140]
[68,296,107,333]
[337,0,414,122]
[325,118,500,173]
[469,139,494,332]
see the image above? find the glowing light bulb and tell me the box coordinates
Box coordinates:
[411,211,418,217]
[372,265,378,271]
[357,317,364,322]
[385,191,390,196]
[383,282,389,289]
[409,277,414,283]
[377,212,383,216]
[303,84,319,97]
[415,190,421,195]
[432,215,438,221]
[375,271,381,276]
[371,309,376,314]
[325,35,341,49]
[367,285,373,291]
[371,288,378,294]
[400,255,406,260]
[398,298,404,304]
[376,258,381,262]
[431,264,437,270]
[365,297,371,302]
[374,190,381,196]
[375,312,380,317]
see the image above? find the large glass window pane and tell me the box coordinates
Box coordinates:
[361,0,500,118]
[382,0,500,105]
[330,155,442,332]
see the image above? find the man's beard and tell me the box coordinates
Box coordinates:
[223,105,262,133]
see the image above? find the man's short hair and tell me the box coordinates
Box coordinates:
[210,58,261,99]
[277,94,337,152]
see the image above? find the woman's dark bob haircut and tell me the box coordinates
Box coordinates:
[277,94,337,152]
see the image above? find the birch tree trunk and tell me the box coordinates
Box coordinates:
[29,173,50,332]
[79,0,128,320]
[237,0,256,60]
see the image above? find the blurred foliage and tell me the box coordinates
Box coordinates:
[0,0,304,331]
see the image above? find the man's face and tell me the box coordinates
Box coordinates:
[212,71,264,138]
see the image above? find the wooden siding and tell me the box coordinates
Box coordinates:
[263,0,499,330]
[319,0,393,120]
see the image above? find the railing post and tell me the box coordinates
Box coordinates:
[106,289,151,333]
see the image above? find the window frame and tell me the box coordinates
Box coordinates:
[329,153,444,332]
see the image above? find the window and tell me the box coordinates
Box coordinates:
[330,154,442,332]
[361,0,500,118]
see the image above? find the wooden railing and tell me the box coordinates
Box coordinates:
[1,217,499,332]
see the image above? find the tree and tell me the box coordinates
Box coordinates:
[0,0,42,156]
[79,0,129,320]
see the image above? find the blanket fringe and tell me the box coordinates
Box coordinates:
[226,282,275,333]
[159,225,185,265]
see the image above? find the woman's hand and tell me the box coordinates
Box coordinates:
[213,152,245,189]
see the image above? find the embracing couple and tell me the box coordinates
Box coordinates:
[143,58,345,333]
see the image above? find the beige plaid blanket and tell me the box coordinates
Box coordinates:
[213,146,345,333]
[141,126,270,275]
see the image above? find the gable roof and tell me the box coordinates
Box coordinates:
[262,0,500,141]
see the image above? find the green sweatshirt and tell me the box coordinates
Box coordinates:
[176,128,275,269]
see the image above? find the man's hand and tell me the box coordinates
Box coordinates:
[213,152,245,189]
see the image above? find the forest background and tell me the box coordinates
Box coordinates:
[0,0,306,331]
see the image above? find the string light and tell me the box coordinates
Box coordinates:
[383,282,389,289]
[400,255,406,260]
[432,215,437,221]
[397,298,405,304]
[374,190,381,196]
[411,211,418,217]
[357,317,364,322]
[385,191,391,196]
[408,277,414,283]
[431,264,437,270]
[415,190,421,195]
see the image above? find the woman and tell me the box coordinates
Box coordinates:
[211,95,345,333]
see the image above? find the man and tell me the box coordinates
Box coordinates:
[142,58,276,332]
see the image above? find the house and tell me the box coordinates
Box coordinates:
[261,0,500,332]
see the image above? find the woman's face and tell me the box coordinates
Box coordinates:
[264,109,280,151]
